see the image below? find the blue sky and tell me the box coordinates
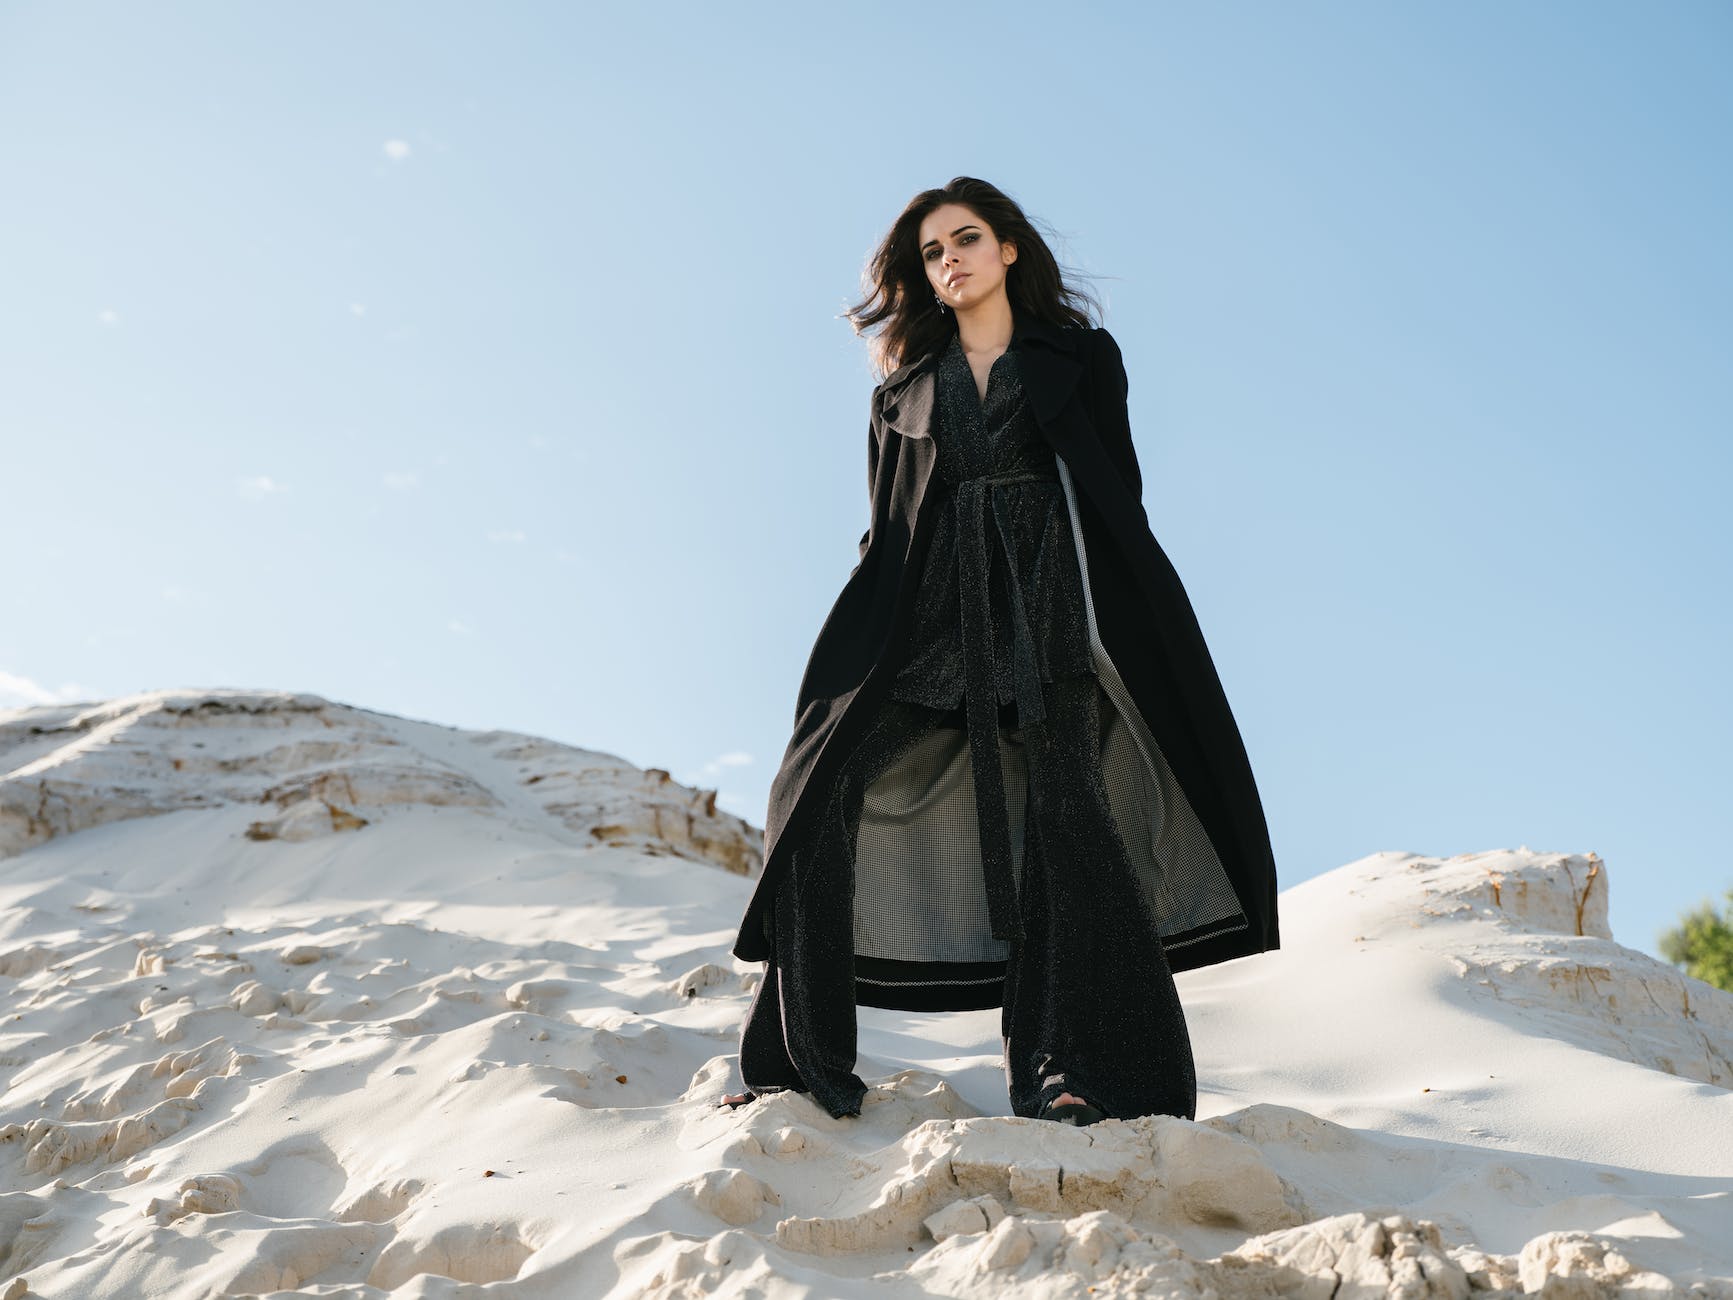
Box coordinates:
[1,1,1727,960]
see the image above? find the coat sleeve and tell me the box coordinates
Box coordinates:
[1090,326,1144,501]
[858,413,881,561]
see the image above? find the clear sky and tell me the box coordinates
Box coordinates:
[2,1,1727,960]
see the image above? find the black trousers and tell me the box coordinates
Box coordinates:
[736,674,1196,1122]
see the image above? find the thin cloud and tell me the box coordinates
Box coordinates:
[486,530,527,544]
[383,471,420,492]
[383,139,411,161]
[694,751,754,784]
[97,309,120,327]
[237,476,288,500]
[0,669,88,709]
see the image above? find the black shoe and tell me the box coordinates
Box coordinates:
[1040,1095,1108,1126]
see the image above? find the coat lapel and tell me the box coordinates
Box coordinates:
[1012,314,1087,429]
[874,311,1086,442]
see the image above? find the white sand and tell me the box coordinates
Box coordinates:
[1,688,1728,1298]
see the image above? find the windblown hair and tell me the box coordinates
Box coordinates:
[844,176,1104,381]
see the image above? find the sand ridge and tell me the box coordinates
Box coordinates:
[0,688,1728,1297]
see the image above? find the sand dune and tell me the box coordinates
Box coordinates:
[1,688,1728,1297]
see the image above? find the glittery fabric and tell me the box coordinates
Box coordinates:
[737,695,949,1118]
[999,674,1197,1123]
[888,332,1096,710]
[887,334,1097,943]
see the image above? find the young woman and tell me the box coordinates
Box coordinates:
[721,177,1280,1126]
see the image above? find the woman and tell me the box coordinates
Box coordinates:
[721,177,1280,1126]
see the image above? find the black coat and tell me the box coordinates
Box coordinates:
[734,312,1279,974]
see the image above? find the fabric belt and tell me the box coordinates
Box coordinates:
[954,465,1059,944]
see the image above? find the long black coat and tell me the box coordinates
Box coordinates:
[734,313,1279,975]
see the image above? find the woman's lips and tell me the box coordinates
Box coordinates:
[947,273,970,289]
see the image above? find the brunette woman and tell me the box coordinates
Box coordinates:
[721,177,1279,1126]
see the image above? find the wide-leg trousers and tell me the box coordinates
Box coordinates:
[735,673,1197,1122]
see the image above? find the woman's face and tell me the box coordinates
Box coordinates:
[919,203,1016,313]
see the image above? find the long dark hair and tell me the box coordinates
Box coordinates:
[844,176,1103,381]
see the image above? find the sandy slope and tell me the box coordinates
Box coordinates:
[0,688,1728,1298]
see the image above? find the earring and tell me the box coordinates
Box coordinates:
[934,292,946,314]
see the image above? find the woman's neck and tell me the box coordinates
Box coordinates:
[954,298,1015,358]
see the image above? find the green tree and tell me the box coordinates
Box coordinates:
[1658,887,1733,993]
